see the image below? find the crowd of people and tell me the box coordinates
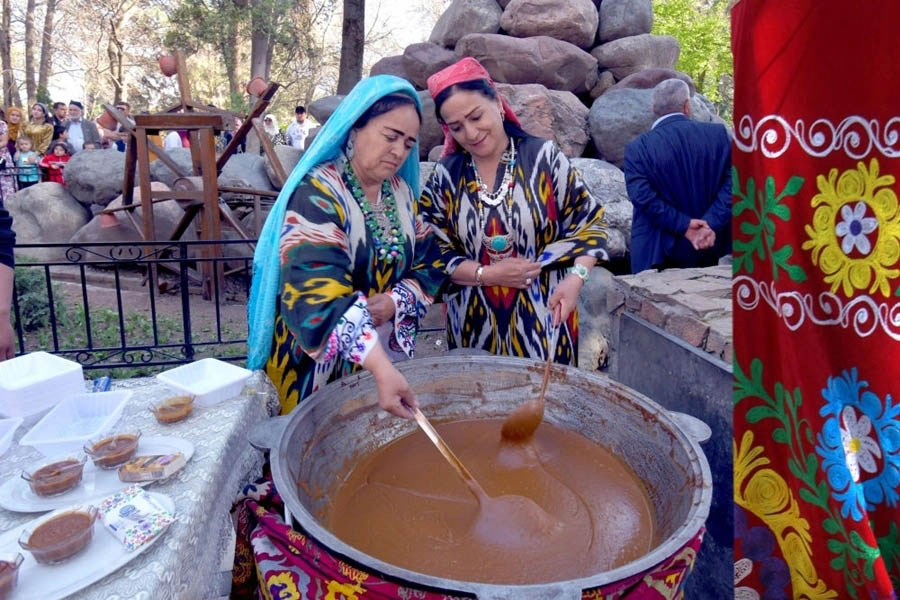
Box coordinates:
[0,100,313,204]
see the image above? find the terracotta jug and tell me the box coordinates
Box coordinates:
[96,111,116,131]
[246,77,267,97]
[158,55,177,77]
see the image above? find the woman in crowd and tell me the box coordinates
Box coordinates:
[4,107,22,158]
[23,103,53,155]
[261,113,287,147]
[420,57,609,365]
[247,75,446,416]
[0,119,14,202]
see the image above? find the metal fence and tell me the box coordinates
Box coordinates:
[13,239,253,372]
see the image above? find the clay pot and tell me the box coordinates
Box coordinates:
[158,55,177,77]
[96,111,116,131]
[246,77,267,97]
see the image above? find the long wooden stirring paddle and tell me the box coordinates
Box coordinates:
[501,304,562,442]
[411,407,488,502]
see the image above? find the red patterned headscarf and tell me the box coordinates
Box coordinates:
[426,57,521,159]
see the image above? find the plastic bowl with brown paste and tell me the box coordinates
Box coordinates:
[21,457,86,497]
[84,432,140,469]
[19,508,97,564]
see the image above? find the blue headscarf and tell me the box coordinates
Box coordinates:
[246,75,422,369]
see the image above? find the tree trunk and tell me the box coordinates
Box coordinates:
[106,15,124,103]
[24,0,37,104]
[0,0,20,107]
[336,0,364,95]
[37,0,58,98]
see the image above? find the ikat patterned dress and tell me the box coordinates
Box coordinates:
[732,4,900,598]
[264,153,445,414]
[420,134,609,366]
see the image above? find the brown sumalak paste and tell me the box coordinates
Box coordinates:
[325,419,657,584]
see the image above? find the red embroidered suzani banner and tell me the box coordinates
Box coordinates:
[732,3,900,598]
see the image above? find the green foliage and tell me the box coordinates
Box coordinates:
[732,166,808,283]
[35,86,52,105]
[12,265,68,332]
[652,0,732,117]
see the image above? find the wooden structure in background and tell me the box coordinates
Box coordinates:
[98,50,283,298]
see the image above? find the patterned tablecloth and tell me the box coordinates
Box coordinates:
[0,376,271,599]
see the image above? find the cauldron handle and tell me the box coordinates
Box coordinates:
[668,411,712,444]
[248,415,291,452]
[475,583,581,599]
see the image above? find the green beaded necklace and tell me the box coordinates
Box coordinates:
[343,163,405,265]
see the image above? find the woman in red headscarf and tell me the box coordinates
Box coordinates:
[419,57,608,365]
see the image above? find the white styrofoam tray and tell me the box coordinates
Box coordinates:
[156,358,251,406]
[19,390,132,457]
[0,417,22,457]
[0,352,84,419]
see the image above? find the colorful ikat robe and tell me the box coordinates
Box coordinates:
[732,3,900,598]
[265,154,446,414]
[420,134,609,365]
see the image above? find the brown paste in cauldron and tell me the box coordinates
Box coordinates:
[324,419,657,584]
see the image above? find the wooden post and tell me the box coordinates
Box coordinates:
[250,117,288,187]
[134,128,158,293]
[199,127,224,299]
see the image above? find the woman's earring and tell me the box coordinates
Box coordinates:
[346,135,355,161]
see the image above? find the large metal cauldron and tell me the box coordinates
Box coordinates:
[258,355,712,599]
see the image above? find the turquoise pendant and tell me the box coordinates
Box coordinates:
[490,236,509,252]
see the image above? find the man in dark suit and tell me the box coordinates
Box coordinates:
[624,79,732,273]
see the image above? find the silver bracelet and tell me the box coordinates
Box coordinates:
[475,265,485,287]
[569,263,590,283]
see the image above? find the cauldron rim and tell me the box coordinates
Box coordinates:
[268,355,712,599]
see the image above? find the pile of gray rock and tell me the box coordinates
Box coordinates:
[322,0,724,260]
[7,146,295,261]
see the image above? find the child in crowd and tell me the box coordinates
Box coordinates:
[39,140,70,185]
[13,135,40,190]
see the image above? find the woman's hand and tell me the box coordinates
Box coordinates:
[484,257,542,289]
[363,345,417,419]
[367,293,395,326]
[548,274,583,327]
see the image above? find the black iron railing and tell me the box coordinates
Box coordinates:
[13,239,253,372]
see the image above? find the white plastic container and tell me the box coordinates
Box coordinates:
[0,416,22,457]
[156,358,252,407]
[20,390,132,457]
[0,352,84,419]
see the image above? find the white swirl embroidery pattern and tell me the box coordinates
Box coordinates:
[733,115,900,159]
[733,275,900,340]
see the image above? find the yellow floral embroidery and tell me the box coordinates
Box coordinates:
[325,579,365,600]
[266,572,301,600]
[802,158,900,297]
[734,431,838,599]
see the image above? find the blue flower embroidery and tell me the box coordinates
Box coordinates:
[815,368,900,521]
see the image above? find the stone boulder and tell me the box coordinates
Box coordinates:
[64,148,126,207]
[219,153,274,195]
[428,145,444,162]
[369,55,416,87]
[264,145,304,189]
[496,83,590,158]
[588,87,654,167]
[591,34,680,80]
[457,34,598,94]
[149,148,194,188]
[429,0,502,49]
[416,91,444,161]
[402,43,459,90]
[690,94,726,126]
[598,0,653,43]
[590,70,617,99]
[8,183,89,261]
[571,158,632,258]
[68,183,198,260]
[500,0,598,49]
[308,95,345,124]
[419,161,437,193]
[609,68,695,95]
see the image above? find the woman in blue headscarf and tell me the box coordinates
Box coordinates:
[247,75,446,418]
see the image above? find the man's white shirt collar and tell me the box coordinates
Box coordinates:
[652,112,683,130]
